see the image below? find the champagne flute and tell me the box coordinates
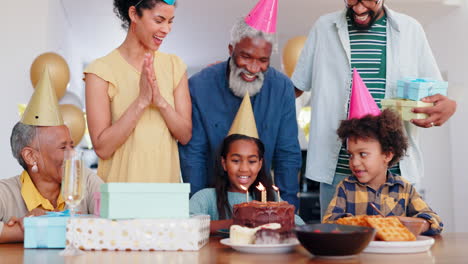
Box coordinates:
[59,149,85,256]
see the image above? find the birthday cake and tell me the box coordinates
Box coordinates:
[232,200,295,233]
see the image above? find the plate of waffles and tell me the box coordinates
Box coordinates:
[363,236,435,254]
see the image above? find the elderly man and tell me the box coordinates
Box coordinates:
[0,70,102,243]
[179,1,301,208]
[292,0,457,217]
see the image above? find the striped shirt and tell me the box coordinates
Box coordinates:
[336,14,401,177]
[322,173,443,235]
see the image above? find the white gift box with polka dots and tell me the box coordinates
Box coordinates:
[66,215,210,251]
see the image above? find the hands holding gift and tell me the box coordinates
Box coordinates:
[411,94,457,128]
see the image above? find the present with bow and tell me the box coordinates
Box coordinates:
[24,210,71,248]
[397,78,448,101]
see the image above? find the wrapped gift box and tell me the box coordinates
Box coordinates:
[66,215,210,251]
[100,183,190,219]
[381,99,434,121]
[24,214,68,248]
[397,78,448,101]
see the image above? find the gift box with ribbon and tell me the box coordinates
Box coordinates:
[66,215,210,251]
[100,183,190,219]
[24,210,70,248]
[381,99,434,121]
[397,78,448,101]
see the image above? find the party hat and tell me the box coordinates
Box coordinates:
[228,92,259,138]
[21,66,64,126]
[245,0,278,33]
[348,68,381,119]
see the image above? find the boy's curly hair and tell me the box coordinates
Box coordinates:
[337,109,408,167]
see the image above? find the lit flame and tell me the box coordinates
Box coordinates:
[272,185,279,191]
[256,182,265,191]
[240,185,247,191]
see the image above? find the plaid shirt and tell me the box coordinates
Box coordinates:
[323,172,443,235]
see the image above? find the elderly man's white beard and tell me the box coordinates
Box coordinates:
[228,59,264,97]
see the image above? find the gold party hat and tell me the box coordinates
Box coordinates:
[21,66,64,126]
[228,92,259,138]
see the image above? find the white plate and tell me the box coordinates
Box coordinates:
[220,238,299,254]
[363,236,435,254]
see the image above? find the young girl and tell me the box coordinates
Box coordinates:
[323,109,443,235]
[190,134,303,233]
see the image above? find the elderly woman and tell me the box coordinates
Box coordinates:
[0,123,103,243]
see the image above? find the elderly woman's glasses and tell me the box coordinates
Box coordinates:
[345,0,382,8]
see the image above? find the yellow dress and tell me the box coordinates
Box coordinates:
[84,49,186,183]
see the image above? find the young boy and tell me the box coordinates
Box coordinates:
[322,109,443,235]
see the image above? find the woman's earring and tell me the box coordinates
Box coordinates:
[31,162,38,173]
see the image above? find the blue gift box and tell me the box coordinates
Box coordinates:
[397,78,448,101]
[24,213,68,248]
[100,183,190,219]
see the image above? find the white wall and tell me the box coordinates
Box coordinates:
[1,0,80,177]
[2,1,51,177]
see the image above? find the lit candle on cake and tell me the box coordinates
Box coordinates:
[272,185,281,202]
[256,183,266,203]
[240,185,249,202]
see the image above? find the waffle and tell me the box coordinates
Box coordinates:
[335,215,383,227]
[336,215,371,227]
[365,216,416,241]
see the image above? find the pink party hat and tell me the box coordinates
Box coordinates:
[245,0,278,33]
[348,68,381,119]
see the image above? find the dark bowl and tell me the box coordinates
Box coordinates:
[295,223,376,257]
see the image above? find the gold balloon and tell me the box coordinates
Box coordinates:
[282,36,307,77]
[30,52,70,99]
[59,104,86,144]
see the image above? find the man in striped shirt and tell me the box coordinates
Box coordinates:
[292,0,457,218]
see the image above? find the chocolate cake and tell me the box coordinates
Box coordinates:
[232,200,295,233]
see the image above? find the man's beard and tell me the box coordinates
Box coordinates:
[228,58,264,97]
[347,7,380,30]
